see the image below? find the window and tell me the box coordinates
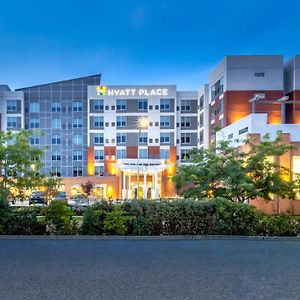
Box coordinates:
[29,102,40,113]
[117,116,127,127]
[117,133,126,144]
[181,149,190,162]
[160,99,170,111]
[199,113,204,127]
[7,117,19,130]
[51,167,61,177]
[73,150,83,161]
[93,99,104,111]
[211,124,215,137]
[95,165,104,176]
[52,151,61,161]
[255,72,265,77]
[219,118,224,128]
[138,99,148,111]
[160,116,171,127]
[30,136,39,145]
[199,130,204,144]
[30,118,39,129]
[94,149,104,161]
[139,148,148,159]
[117,149,126,159]
[181,132,191,144]
[94,133,104,144]
[73,101,83,112]
[93,116,104,128]
[239,127,248,135]
[73,166,83,177]
[52,101,61,112]
[116,99,127,110]
[181,100,191,112]
[199,95,204,110]
[228,133,233,139]
[139,132,147,144]
[160,149,170,160]
[181,116,191,128]
[211,77,224,101]
[211,105,215,120]
[7,100,17,112]
[73,118,83,128]
[160,132,170,144]
[73,134,83,145]
[52,118,61,129]
[52,134,61,145]
[219,98,224,115]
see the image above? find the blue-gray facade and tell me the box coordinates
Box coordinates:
[16,75,101,177]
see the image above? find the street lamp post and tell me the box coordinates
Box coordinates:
[136,117,149,199]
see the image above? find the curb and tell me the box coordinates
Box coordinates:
[0,235,299,241]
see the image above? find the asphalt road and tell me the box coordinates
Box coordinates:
[0,239,299,300]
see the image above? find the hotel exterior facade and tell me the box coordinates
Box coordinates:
[2,54,300,209]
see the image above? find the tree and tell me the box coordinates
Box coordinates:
[81,180,94,196]
[0,130,45,201]
[174,132,298,203]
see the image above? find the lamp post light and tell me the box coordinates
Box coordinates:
[137,117,149,199]
[277,96,289,124]
[249,93,266,113]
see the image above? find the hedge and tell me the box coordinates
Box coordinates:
[1,198,300,236]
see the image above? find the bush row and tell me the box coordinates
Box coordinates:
[1,198,300,236]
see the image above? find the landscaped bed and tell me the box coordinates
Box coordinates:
[1,198,300,236]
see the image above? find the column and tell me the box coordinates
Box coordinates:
[127,171,132,199]
[121,171,127,199]
[154,171,159,199]
[143,171,147,198]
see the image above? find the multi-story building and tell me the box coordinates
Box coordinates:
[16,75,101,178]
[214,55,300,214]
[209,55,284,143]
[3,53,300,207]
[86,85,197,199]
[0,85,24,131]
[1,80,198,199]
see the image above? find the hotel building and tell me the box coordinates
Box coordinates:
[2,54,300,210]
[213,55,300,214]
[1,80,198,199]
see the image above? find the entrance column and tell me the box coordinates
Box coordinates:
[128,171,132,199]
[121,171,127,199]
[143,171,147,198]
[154,171,159,199]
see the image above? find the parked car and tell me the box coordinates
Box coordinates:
[29,192,47,206]
[68,196,89,207]
[51,191,67,202]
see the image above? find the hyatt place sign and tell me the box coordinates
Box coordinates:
[96,86,169,97]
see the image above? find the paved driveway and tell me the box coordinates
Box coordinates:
[0,239,299,299]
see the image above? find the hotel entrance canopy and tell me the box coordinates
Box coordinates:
[116,158,170,173]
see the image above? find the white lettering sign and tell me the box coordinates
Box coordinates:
[97,86,169,97]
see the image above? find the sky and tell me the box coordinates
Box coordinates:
[0,0,300,90]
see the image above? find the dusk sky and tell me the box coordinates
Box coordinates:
[1,0,300,90]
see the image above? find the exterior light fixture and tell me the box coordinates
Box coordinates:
[277,96,289,102]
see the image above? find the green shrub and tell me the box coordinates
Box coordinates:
[0,199,12,234]
[103,206,133,235]
[42,201,77,235]
[9,207,45,235]
[81,207,105,235]
[261,215,300,236]
[213,198,262,235]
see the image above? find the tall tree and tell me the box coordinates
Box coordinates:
[174,133,298,202]
[0,130,46,201]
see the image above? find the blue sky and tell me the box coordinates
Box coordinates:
[0,0,299,90]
